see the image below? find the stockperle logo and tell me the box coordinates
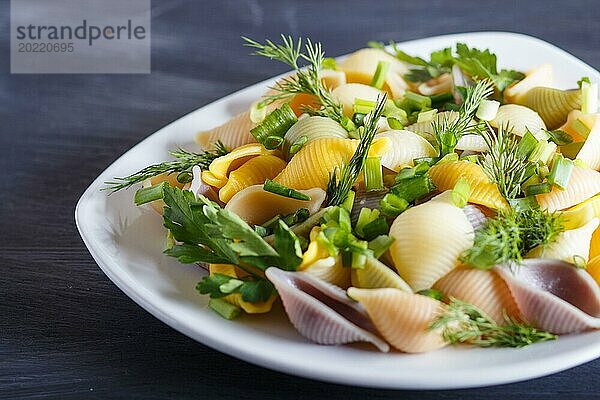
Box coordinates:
[11,0,150,74]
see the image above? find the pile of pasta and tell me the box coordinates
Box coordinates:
[149,44,600,353]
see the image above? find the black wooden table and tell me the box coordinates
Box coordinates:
[3,1,600,398]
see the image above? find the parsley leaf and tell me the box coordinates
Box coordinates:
[197,273,276,303]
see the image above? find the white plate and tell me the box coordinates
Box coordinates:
[76,32,600,389]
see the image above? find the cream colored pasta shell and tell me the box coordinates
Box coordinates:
[405,111,460,143]
[519,87,581,129]
[331,83,383,117]
[504,64,553,104]
[527,218,599,264]
[224,184,326,226]
[283,116,348,160]
[489,104,546,137]
[376,130,437,171]
[456,134,488,152]
[195,110,256,150]
[301,256,351,289]
[536,166,600,212]
[433,267,521,324]
[351,256,412,292]
[388,200,475,291]
[347,288,447,353]
[574,115,600,170]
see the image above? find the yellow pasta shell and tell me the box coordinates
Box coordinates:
[562,193,600,230]
[573,115,600,170]
[283,116,348,160]
[196,110,256,150]
[504,64,553,104]
[433,267,521,324]
[376,130,437,172]
[590,226,600,260]
[351,256,412,292]
[299,227,351,288]
[218,155,286,203]
[209,264,277,314]
[224,184,326,226]
[489,104,546,136]
[388,199,475,291]
[429,160,509,211]
[347,288,447,353]
[586,255,600,285]
[274,137,389,190]
[331,83,384,117]
[209,143,279,180]
[536,166,600,212]
[518,87,581,129]
[526,218,599,264]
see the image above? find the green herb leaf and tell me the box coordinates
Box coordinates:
[197,273,276,304]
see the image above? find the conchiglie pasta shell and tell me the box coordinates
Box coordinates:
[433,267,521,324]
[347,288,447,353]
[526,218,599,264]
[561,194,600,230]
[586,255,600,285]
[429,160,509,211]
[590,227,600,260]
[558,110,596,142]
[331,83,383,117]
[283,116,348,160]
[224,184,326,226]
[573,115,600,170]
[274,137,389,190]
[518,87,581,129]
[218,155,286,203]
[504,64,553,104]
[196,111,256,150]
[456,134,488,152]
[320,69,347,90]
[489,104,546,137]
[209,143,279,180]
[417,73,453,96]
[536,166,600,212]
[405,111,459,143]
[389,199,475,291]
[376,130,437,171]
[302,256,351,289]
[351,256,412,292]
[338,48,408,98]
[209,264,277,313]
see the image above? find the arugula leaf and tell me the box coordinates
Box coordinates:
[197,273,276,303]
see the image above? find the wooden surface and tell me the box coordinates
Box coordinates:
[3,0,600,398]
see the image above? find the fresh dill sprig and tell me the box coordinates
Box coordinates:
[431,297,557,348]
[243,35,345,123]
[479,123,530,200]
[461,208,565,269]
[104,142,230,192]
[326,93,387,206]
[433,80,494,156]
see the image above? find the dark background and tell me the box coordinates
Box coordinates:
[3,0,600,398]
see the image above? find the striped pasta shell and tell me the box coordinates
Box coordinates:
[302,256,351,289]
[209,143,279,180]
[337,48,408,98]
[536,166,600,212]
[388,199,475,291]
[574,115,600,170]
[283,116,348,160]
[224,184,326,226]
[351,256,412,292]
[504,64,553,104]
[196,110,257,150]
[331,83,383,117]
[209,264,277,313]
[376,130,437,172]
[433,267,521,324]
[526,218,599,264]
[456,134,488,152]
[518,87,581,129]
[274,137,389,190]
[561,193,600,230]
[429,160,509,211]
[347,288,447,353]
[218,155,286,203]
[489,104,546,137]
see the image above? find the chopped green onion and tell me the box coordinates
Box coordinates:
[573,118,591,138]
[383,101,409,123]
[254,225,269,237]
[370,60,390,89]
[403,91,432,110]
[475,99,500,121]
[413,156,438,166]
[417,109,438,123]
[461,154,479,163]
[560,141,585,160]
[176,171,193,184]
[521,173,541,193]
[429,92,454,107]
[395,167,416,182]
[134,182,166,206]
[548,154,574,190]
[524,182,552,196]
[353,113,366,126]
[380,193,409,218]
[250,103,298,150]
[362,217,389,241]
[538,164,550,179]
[368,235,394,258]
[282,208,310,226]
[546,129,573,146]
[250,100,268,123]
[352,251,368,269]
[322,57,337,70]
[508,196,539,211]
[353,98,376,115]
[581,80,598,114]
[451,177,470,208]
[391,174,436,203]
[436,153,460,164]
[209,298,241,320]
[263,179,310,200]
[364,157,384,191]
[289,135,308,157]
[341,190,355,214]
[417,289,444,301]
[340,116,357,132]
[356,208,380,237]
[387,116,404,130]
[516,131,539,159]
[528,140,557,165]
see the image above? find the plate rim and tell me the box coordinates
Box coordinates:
[76,31,600,390]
